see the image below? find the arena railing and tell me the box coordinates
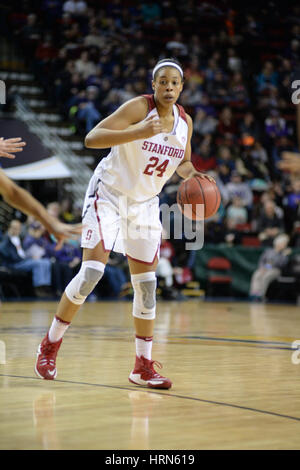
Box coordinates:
[13,94,93,206]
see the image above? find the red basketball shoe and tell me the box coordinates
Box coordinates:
[35,334,62,380]
[129,355,172,389]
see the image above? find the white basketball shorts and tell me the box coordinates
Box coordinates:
[81,175,162,264]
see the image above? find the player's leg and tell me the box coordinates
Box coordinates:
[35,243,109,380]
[35,175,122,380]
[127,255,172,390]
[55,244,109,322]
[129,255,157,339]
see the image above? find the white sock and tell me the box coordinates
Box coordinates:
[48,316,70,343]
[135,335,153,360]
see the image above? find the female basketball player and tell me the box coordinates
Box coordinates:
[35,58,214,389]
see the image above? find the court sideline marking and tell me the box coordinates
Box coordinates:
[0,373,300,423]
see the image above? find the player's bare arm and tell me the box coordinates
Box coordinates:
[85,96,166,149]
[0,170,81,250]
[0,137,26,158]
[176,114,215,183]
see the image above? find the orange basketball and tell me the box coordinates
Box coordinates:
[176,175,221,220]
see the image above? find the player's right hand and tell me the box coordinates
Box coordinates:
[0,137,26,159]
[138,115,166,138]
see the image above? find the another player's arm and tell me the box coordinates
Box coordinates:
[278,151,300,175]
[0,137,26,158]
[0,170,81,249]
[176,115,215,182]
[84,97,166,149]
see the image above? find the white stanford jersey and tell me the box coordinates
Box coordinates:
[94,94,189,202]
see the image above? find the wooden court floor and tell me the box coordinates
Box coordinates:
[0,299,300,450]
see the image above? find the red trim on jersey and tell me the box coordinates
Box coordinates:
[142,94,156,112]
[176,103,187,123]
[94,190,110,253]
[142,94,187,123]
[126,244,159,266]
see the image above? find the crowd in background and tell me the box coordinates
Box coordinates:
[1,0,300,299]
[0,198,195,300]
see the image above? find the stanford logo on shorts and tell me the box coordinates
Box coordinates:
[86,229,93,241]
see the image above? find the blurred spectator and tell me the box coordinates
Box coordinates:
[180,81,203,107]
[283,179,300,233]
[166,32,188,59]
[156,231,178,299]
[238,144,269,180]
[284,179,300,212]
[249,233,290,301]
[227,72,249,106]
[18,13,41,55]
[256,61,278,94]
[257,199,285,246]
[184,56,204,86]
[193,109,218,136]
[83,26,106,49]
[0,220,52,297]
[243,14,262,38]
[196,94,216,117]
[52,238,81,296]
[47,201,61,219]
[74,51,98,79]
[239,112,260,141]
[226,48,242,72]
[101,252,129,298]
[63,0,88,17]
[172,238,196,289]
[159,172,181,207]
[225,171,253,207]
[264,109,288,141]
[217,145,236,176]
[217,107,237,139]
[191,135,216,172]
[23,220,54,260]
[156,231,193,299]
[226,196,248,229]
[75,86,101,133]
[141,1,162,25]
[285,39,300,63]
[60,198,76,223]
[206,70,228,103]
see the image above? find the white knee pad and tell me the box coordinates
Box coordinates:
[65,260,105,305]
[131,272,156,320]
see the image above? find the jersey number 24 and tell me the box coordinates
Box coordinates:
[143,157,169,178]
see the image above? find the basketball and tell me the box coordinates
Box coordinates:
[177,175,221,220]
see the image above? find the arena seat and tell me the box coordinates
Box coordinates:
[0,266,34,300]
[206,257,232,297]
[242,236,261,247]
